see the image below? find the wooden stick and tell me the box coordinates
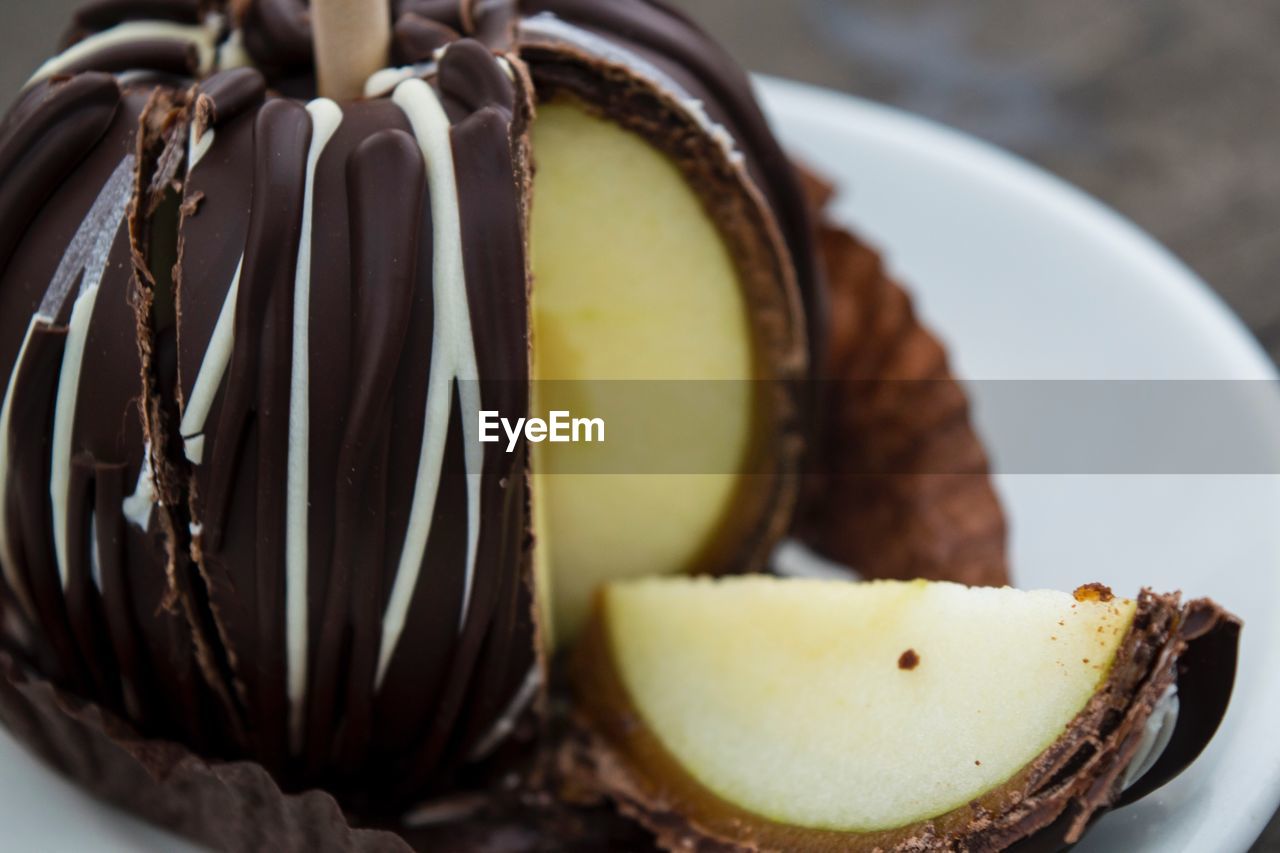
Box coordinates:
[311,0,391,101]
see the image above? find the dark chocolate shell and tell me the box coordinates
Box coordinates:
[0,0,811,827]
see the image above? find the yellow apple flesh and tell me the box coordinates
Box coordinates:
[530,99,760,645]
[586,576,1137,833]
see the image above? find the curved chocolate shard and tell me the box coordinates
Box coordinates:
[1115,598,1240,805]
[1004,599,1242,853]
[569,590,1239,853]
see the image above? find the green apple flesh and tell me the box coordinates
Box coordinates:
[595,576,1136,833]
[530,99,759,646]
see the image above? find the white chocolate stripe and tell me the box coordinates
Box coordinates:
[188,122,215,171]
[18,154,134,594]
[376,77,484,688]
[468,666,543,761]
[216,29,253,72]
[50,283,103,586]
[0,320,40,618]
[363,63,438,100]
[122,440,156,531]
[518,13,744,166]
[38,156,136,320]
[27,20,220,87]
[286,99,343,750]
[179,255,242,464]
[88,512,102,591]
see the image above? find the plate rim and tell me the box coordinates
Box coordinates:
[755,73,1279,386]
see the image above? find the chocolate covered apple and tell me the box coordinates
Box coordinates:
[0,0,1239,850]
[572,577,1238,851]
[0,0,809,810]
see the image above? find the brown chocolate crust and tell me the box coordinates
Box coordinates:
[796,198,1009,588]
[569,590,1240,852]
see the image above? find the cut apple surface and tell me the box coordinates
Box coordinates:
[573,576,1236,851]
[530,98,780,645]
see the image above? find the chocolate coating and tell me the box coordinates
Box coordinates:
[8,1,809,801]
[2,6,548,806]
[0,4,1171,853]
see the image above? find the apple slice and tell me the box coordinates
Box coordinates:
[573,576,1238,851]
[530,96,801,646]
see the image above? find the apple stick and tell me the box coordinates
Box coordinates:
[311,0,391,100]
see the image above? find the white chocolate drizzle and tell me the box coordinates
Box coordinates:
[517,13,744,166]
[0,151,132,610]
[0,320,40,618]
[49,284,102,587]
[285,99,344,750]
[188,122,214,171]
[122,440,156,531]
[88,511,102,591]
[27,19,221,87]
[215,28,253,72]
[179,255,242,464]
[364,63,438,99]
[376,76,484,688]
[28,155,134,593]
[468,666,543,761]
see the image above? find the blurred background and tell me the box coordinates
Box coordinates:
[13,0,1272,357]
[2,0,1277,848]
[678,0,1280,366]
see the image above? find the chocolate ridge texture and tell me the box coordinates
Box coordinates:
[0,0,812,821]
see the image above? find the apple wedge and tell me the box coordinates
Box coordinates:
[572,577,1238,851]
[531,97,774,645]
[528,90,805,646]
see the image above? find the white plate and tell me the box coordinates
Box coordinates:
[3,78,1279,852]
